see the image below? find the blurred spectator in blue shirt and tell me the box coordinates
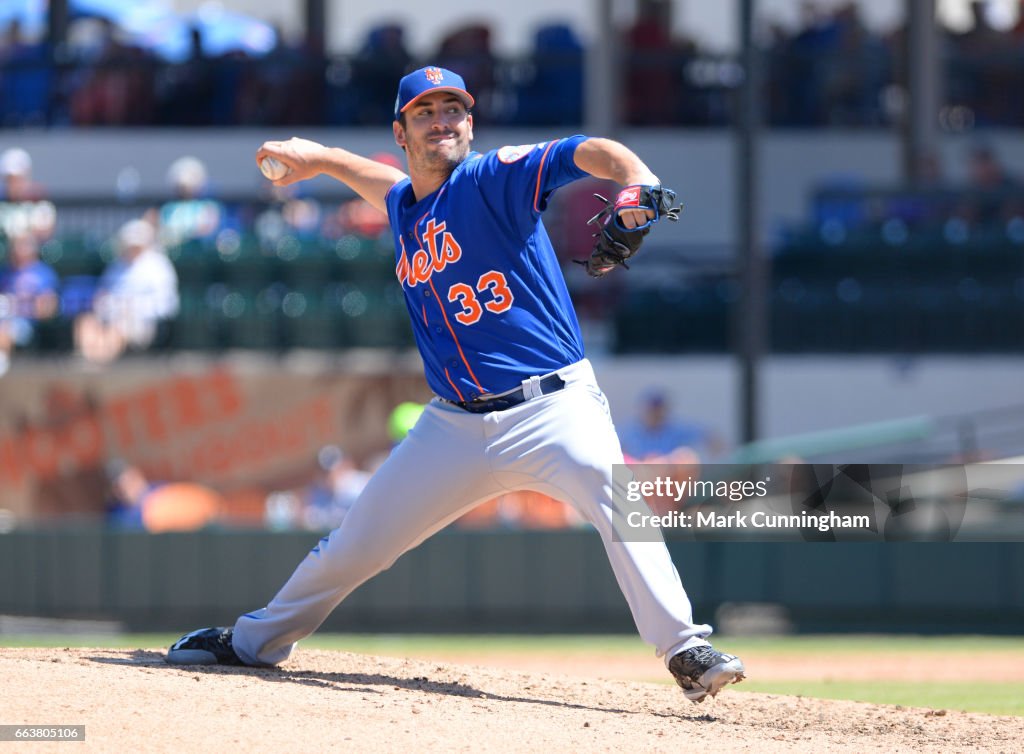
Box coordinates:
[767,1,891,127]
[351,23,412,124]
[159,156,224,247]
[104,459,158,529]
[106,458,223,531]
[825,3,891,126]
[302,445,370,530]
[0,229,59,375]
[948,142,1022,230]
[0,19,51,127]
[619,388,724,462]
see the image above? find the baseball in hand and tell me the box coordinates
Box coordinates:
[259,156,291,181]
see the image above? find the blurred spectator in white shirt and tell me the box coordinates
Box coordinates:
[73,218,179,364]
[0,147,56,242]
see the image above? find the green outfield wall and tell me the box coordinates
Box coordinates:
[1,529,1022,633]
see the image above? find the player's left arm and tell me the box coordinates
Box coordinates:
[571,138,661,229]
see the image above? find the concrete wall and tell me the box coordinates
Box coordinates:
[591,355,1024,452]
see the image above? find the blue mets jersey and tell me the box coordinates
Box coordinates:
[384,135,591,403]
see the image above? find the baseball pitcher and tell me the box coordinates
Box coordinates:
[166,66,745,703]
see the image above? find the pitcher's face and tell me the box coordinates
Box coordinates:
[394,92,474,176]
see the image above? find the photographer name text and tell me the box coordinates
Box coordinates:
[625,509,872,533]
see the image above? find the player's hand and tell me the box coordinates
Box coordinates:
[616,206,656,230]
[576,185,682,277]
[614,174,661,229]
[255,138,328,187]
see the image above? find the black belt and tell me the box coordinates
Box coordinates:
[455,374,566,413]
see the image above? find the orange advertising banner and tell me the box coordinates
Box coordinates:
[0,358,432,523]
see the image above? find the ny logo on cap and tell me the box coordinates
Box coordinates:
[424,67,444,85]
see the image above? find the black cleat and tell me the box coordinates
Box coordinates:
[166,627,244,666]
[668,644,746,702]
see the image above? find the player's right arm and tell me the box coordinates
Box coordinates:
[255,138,407,214]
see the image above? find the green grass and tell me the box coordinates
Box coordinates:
[716,634,1024,655]
[734,680,1024,717]
[2,633,1022,716]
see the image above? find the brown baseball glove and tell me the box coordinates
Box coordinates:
[576,185,682,277]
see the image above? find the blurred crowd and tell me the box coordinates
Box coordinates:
[2,131,1022,372]
[0,12,583,128]
[0,147,413,373]
[4,1,1024,128]
[766,0,1024,128]
[0,148,197,373]
[798,139,1024,240]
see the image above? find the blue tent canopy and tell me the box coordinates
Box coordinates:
[0,0,276,61]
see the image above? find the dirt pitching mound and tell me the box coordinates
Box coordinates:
[2,647,1021,753]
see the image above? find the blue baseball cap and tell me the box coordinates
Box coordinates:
[394,66,475,121]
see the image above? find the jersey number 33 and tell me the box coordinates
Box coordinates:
[447,271,514,326]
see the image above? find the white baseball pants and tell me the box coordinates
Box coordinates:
[232,359,712,666]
